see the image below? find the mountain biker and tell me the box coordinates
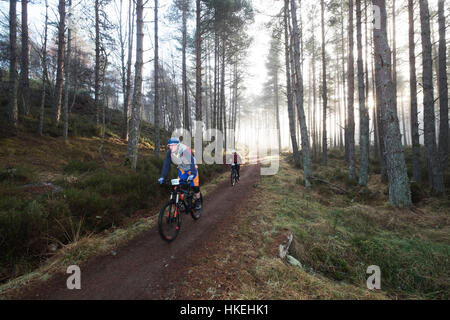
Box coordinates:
[231,149,241,180]
[158,138,202,210]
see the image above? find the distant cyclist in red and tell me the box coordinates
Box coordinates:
[231,149,242,180]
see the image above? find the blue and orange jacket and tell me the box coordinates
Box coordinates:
[161,143,197,179]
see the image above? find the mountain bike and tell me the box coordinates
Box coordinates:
[231,164,239,186]
[158,179,203,242]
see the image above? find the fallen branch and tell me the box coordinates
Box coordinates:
[310,176,350,194]
[279,232,293,260]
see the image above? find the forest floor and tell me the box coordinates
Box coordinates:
[0,136,449,299]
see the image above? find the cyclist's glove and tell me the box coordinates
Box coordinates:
[158,177,164,185]
[187,175,195,181]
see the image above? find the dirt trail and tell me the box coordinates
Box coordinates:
[13,165,260,300]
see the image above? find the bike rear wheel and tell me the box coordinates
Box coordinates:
[231,169,237,186]
[158,201,181,242]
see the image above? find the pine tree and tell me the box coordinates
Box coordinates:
[372,0,412,207]
[419,0,445,195]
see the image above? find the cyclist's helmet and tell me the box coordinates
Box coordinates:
[168,137,180,146]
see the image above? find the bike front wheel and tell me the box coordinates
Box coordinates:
[158,201,181,242]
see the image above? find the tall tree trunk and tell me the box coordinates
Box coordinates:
[372,42,379,161]
[373,0,412,207]
[392,0,398,116]
[8,0,18,127]
[337,58,343,150]
[220,37,226,134]
[312,30,317,161]
[213,30,218,130]
[357,0,369,186]
[195,0,202,123]
[206,39,212,131]
[154,0,160,157]
[119,0,127,138]
[321,0,328,166]
[126,0,144,169]
[182,0,189,130]
[99,49,108,162]
[284,0,300,166]
[419,0,445,195]
[290,0,313,187]
[63,0,72,143]
[95,0,100,125]
[341,1,348,162]
[39,0,49,136]
[232,62,238,146]
[347,0,356,180]
[288,16,300,153]
[221,41,226,150]
[408,0,421,182]
[171,55,181,129]
[54,0,65,125]
[401,93,407,145]
[122,0,135,141]
[364,0,370,126]
[20,0,30,117]
[274,58,281,152]
[438,0,448,169]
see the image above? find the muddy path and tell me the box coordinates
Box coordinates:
[11,164,260,300]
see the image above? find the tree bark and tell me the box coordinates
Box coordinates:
[20,0,30,117]
[119,0,126,138]
[408,0,421,182]
[357,0,369,186]
[63,0,72,143]
[284,0,300,166]
[348,0,356,180]
[182,0,189,130]
[220,37,226,134]
[392,0,398,115]
[438,0,448,169]
[321,0,327,166]
[8,0,18,127]
[154,0,160,157]
[195,0,202,123]
[126,0,144,169]
[54,0,66,125]
[121,0,134,141]
[39,0,49,136]
[274,50,281,152]
[311,26,317,161]
[372,0,412,207]
[419,0,445,195]
[290,0,313,187]
[341,1,348,162]
[95,0,100,125]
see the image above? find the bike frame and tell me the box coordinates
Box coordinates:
[168,180,195,215]
[158,179,202,242]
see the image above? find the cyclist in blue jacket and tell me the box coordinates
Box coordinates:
[158,138,202,210]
